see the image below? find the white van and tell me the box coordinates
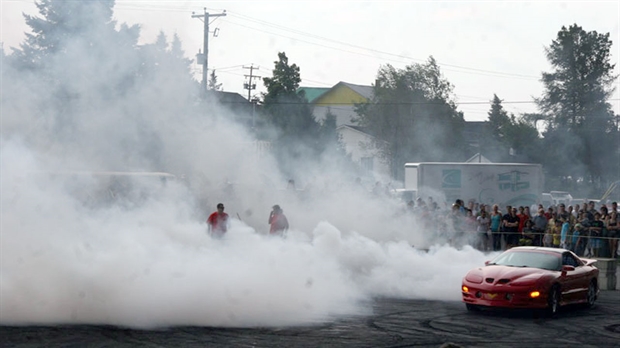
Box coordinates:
[28,170,176,208]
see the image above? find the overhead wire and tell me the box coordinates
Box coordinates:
[223,11,540,80]
[112,2,541,81]
[109,2,618,117]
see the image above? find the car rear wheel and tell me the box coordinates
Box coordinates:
[546,285,560,316]
[586,280,597,307]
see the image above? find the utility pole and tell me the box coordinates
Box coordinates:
[192,8,226,93]
[243,64,261,101]
[244,64,261,129]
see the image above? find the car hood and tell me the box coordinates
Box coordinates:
[468,265,552,285]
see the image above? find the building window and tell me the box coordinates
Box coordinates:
[361,157,374,174]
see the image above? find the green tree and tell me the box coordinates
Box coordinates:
[12,0,139,70]
[318,107,349,159]
[261,52,321,171]
[484,95,541,162]
[5,0,199,172]
[208,70,223,91]
[139,32,195,88]
[537,24,618,189]
[354,57,466,180]
[487,94,512,144]
[11,0,142,100]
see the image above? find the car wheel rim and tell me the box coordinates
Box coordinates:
[587,283,596,305]
[550,289,558,313]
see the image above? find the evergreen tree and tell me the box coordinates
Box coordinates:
[5,0,199,172]
[537,24,618,188]
[487,94,512,144]
[354,57,466,180]
[261,52,321,172]
[208,70,223,91]
[484,95,541,162]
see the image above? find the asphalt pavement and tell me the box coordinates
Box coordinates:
[2,290,619,348]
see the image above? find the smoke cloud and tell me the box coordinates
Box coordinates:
[1,4,492,329]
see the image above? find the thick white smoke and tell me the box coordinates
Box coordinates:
[1,2,493,329]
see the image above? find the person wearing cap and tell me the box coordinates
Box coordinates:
[268,204,289,236]
[207,203,229,238]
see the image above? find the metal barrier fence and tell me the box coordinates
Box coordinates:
[478,230,619,258]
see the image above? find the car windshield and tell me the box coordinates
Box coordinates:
[488,251,561,271]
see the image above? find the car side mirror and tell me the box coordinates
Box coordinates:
[484,260,491,266]
[561,265,575,273]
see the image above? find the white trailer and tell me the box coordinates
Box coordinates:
[404,162,544,207]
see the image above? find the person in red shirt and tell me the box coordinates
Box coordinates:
[517,206,530,233]
[207,203,229,238]
[268,204,289,236]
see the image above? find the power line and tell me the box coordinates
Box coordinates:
[111,3,614,86]
[224,11,540,80]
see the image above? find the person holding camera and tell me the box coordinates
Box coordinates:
[269,204,289,236]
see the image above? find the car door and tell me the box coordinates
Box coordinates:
[559,252,588,303]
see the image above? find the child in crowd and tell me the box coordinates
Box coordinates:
[519,220,534,246]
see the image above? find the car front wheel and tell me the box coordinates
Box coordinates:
[466,304,480,312]
[586,280,597,307]
[546,285,560,316]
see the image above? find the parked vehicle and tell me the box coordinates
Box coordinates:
[404,162,544,207]
[541,191,573,207]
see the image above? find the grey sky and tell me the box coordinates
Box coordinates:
[2,0,619,121]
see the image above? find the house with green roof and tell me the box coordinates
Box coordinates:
[297,87,331,104]
[300,81,374,127]
[299,81,389,179]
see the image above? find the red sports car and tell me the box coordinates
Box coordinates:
[462,247,599,315]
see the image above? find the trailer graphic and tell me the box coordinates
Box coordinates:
[405,162,543,207]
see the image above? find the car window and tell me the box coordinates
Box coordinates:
[491,251,561,271]
[562,252,580,267]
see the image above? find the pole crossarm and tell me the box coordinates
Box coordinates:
[192,8,226,92]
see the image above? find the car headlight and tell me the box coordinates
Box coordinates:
[465,273,483,284]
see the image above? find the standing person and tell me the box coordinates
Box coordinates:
[606,210,619,258]
[589,212,604,257]
[572,204,580,218]
[207,203,229,238]
[521,220,535,246]
[490,204,503,251]
[531,209,548,246]
[557,203,569,221]
[476,210,491,251]
[551,219,562,248]
[269,204,289,236]
[560,216,571,249]
[516,206,528,233]
[502,206,520,249]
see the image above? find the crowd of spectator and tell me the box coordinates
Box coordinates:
[405,198,620,258]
